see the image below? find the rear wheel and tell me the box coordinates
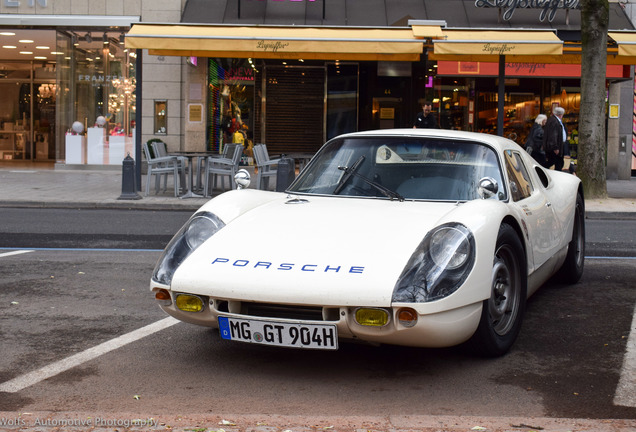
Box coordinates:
[558,193,585,284]
[470,224,526,357]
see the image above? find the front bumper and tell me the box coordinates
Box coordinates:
[152,288,483,348]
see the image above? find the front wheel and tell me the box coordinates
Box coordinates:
[557,193,585,284]
[469,224,527,357]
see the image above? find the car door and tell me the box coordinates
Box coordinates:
[502,149,561,271]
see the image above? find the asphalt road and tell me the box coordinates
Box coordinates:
[0,208,190,250]
[0,207,633,254]
[0,208,634,431]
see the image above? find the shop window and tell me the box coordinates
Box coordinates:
[154,100,167,135]
[208,58,255,153]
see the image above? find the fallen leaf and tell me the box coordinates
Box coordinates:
[219,420,235,426]
[11,301,19,305]
[133,395,141,400]
[471,427,487,431]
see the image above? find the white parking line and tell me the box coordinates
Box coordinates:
[0,317,179,393]
[614,303,636,407]
[0,250,34,258]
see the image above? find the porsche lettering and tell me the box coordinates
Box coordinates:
[211,257,364,274]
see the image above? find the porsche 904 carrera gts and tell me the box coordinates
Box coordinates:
[151,129,585,356]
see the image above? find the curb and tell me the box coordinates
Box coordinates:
[2,202,636,219]
[0,200,202,212]
[0,412,634,432]
[586,211,636,220]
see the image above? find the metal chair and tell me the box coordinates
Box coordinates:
[142,141,182,196]
[253,143,281,190]
[195,143,234,191]
[203,144,244,196]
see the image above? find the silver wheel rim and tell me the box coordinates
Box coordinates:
[489,244,520,336]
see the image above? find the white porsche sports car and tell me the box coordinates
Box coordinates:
[151,129,585,356]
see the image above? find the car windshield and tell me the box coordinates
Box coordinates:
[288,136,505,201]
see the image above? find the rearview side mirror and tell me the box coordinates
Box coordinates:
[234,169,251,190]
[478,177,498,199]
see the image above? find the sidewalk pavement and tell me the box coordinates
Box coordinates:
[0,165,634,218]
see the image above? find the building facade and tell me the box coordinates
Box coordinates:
[0,0,634,179]
[0,0,184,165]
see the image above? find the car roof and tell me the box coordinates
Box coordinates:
[335,128,517,151]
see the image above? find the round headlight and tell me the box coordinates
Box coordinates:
[185,213,224,250]
[429,226,470,270]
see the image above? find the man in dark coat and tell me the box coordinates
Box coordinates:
[413,100,439,129]
[543,106,566,171]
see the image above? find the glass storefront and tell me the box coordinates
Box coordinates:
[0,58,55,161]
[208,58,256,155]
[59,30,136,164]
[432,76,581,159]
[0,28,135,164]
[206,59,359,160]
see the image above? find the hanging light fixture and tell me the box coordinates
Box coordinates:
[103,33,109,45]
[85,32,92,43]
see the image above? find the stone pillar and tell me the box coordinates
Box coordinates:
[606,77,634,180]
[183,58,208,152]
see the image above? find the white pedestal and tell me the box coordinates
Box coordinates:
[65,135,86,164]
[108,135,126,165]
[87,127,106,164]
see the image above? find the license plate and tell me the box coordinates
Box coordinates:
[218,316,338,350]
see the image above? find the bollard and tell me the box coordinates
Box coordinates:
[118,153,142,200]
[275,156,296,192]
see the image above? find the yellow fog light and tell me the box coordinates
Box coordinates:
[355,308,389,327]
[397,308,418,328]
[175,294,204,312]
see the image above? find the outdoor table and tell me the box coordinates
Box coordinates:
[170,151,217,199]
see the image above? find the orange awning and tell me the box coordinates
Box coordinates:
[126,24,433,61]
[609,31,636,56]
[432,29,563,62]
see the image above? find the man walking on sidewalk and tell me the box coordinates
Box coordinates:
[543,106,567,171]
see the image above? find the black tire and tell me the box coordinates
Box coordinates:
[469,224,527,357]
[557,193,585,284]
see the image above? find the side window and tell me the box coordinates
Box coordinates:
[503,150,534,202]
[534,165,550,188]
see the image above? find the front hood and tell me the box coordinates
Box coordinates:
[172,194,460,306]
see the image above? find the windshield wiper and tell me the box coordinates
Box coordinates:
[335,156,404,201]
[334,155,365,195]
